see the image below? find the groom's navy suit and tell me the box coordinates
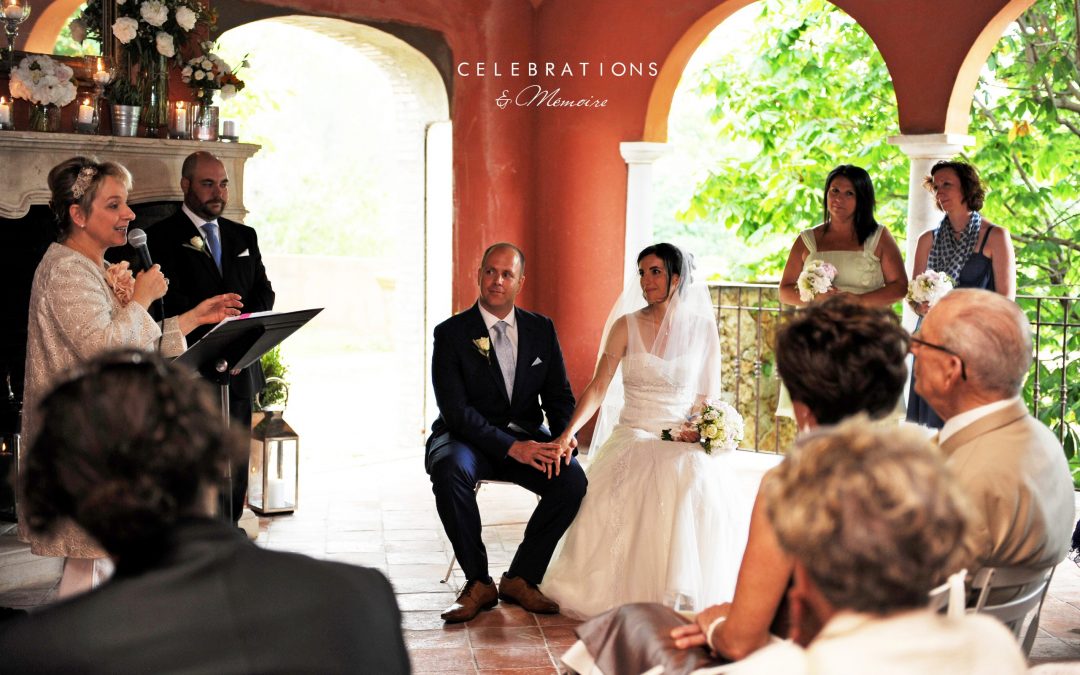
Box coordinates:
[427,303,586,585]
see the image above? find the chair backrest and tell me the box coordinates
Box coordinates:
[927,568,967,618]
[968,564,1056,656]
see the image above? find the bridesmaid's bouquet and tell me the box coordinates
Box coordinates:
[907,270,954,309]
[661,399,744,454]
[797,260,838,302]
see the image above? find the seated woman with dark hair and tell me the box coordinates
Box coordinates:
[0,350,409,675]
[720,419,1025,674]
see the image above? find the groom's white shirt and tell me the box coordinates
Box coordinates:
[479,303,518,361]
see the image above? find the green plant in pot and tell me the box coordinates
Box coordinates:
[105,77,143,137]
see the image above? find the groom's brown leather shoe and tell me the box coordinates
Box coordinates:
[441,579,498,623]
[498,573,559,614]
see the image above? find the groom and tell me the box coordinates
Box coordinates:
[427,242,586,623]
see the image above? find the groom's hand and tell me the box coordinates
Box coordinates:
[507,441,562,477]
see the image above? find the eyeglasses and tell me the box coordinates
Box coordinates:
[910,335,967,381]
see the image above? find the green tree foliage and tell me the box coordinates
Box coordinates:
[667,0,1079,290]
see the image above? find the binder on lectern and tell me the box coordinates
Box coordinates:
[174,308,323,383]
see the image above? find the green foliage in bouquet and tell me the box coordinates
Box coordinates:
[105,77,142,106]
[256,346,290,411]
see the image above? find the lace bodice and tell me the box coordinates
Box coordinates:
[618,353,698,432]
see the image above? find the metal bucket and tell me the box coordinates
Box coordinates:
[111,104,141,137]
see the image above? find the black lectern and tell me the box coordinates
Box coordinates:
[174,308,322,522]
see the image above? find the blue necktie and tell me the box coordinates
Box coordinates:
[203,221,222,272]
[493,320,515,400]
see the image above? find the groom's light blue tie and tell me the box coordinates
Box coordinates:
[493,320,515,400]
[203,221,222,273]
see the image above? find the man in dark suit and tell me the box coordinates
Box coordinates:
[148,151,275,524]
[428,242,586,623]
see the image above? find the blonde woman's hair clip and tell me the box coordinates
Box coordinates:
[71,166,98,200]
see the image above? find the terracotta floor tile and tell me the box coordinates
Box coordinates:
[473,646,555,670]
[468,626,545,648]
[409,647,477,672]
[467,604,538,628]
[475,669,557,675]
[403,628,471,650]
[539,625,579,647]
[535,612,584,627]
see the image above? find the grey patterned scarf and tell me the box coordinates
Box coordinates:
[927,211,982,281]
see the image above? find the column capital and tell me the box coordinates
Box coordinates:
[620,141,668,164]
[886,133,975,159]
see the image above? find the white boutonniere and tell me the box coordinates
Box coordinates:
[472,337,491,359]
[183,235,209,256]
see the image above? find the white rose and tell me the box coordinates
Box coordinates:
[174,5,197,31]
[194,70,205,81]
[155,31,175,57]
[201,58,213,70]
[140,1,168,27]
[220,84,237,100]
[117,0,127,4]
[703,424,719,440]
[112,17,138,44]
[182,65,192,77]
[69,18,87,44]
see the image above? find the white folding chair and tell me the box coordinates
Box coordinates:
[440,479,539,584]
[968,564,1056,656]
[927,568,967,618]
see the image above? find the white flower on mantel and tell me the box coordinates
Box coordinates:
[220,84,237,99]
[69,18,87,44]
[174,5,197,31]
[113,17,138,44]
[140,1,168,28]
[155,31,175,57]
[117,0,127,5]
[9,55,77,107]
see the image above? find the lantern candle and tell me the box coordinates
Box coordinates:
[77,99,94,125]
[266,478,286,509]
[221,119,236,139]
[0,97,11,129]
[169,101,190,139]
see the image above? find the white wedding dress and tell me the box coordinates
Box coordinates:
[540,352,751,618]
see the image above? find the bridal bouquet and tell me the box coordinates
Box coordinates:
[907,270,954,309]
[661,399,744,454]
[796,260,838,302]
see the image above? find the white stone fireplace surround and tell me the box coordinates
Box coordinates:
[0,132,259,220]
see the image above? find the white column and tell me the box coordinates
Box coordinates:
[619,142,669,290]
[887,133,975,273]
[888,134,974,335]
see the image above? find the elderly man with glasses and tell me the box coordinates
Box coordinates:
[912,288,1073,570]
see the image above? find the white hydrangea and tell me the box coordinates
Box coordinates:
[9,55,76,107]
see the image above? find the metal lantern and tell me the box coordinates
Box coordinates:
[249,379,298,515]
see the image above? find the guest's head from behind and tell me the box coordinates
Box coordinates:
[47,156,134,243]
[22,349,242,560]
[181,151,229,221]
[477,242,525,318]
[637,242,691,303]
[776,296,908,427]
[913,288,1031,420]
[764,418,971,616]
[923,160,986,212]
[823,164,878,243]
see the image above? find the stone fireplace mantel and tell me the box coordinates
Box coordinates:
[0,132,260,221]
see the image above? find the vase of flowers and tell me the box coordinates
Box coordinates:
[183,42,245,142]
[9,55,77,132]
[70,0,209,136]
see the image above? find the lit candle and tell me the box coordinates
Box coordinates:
[222,119,236,138]
[175,101,187,130]
[77,98,95,125]
[3,1,23,20]
[0,97,10,128]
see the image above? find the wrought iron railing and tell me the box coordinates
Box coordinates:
[711,283,1080,460]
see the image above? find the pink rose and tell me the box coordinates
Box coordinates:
[105,261,135,306]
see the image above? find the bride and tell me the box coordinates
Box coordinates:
[541,243,750,618]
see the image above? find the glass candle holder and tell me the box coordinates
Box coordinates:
[0,96,12,130]
[191,103,218,142]
[168,101,191,139]
[74,97,98,134]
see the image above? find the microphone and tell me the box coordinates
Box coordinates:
[127,228,153,271]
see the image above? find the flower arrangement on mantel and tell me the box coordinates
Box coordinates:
[9,55,78,131]
[70,0,215,111]
[182,42,247,106]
